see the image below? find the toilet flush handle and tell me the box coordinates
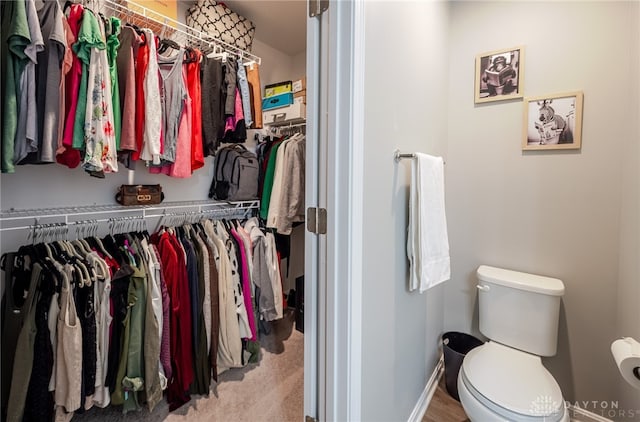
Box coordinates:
[477,284,490,292]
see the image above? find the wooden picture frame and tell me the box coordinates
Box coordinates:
[475,46,524,104]
[522,91,584,151]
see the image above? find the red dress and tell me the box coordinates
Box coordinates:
[186,49,204,172]
[56,4,83,168]
[132,33,150,161]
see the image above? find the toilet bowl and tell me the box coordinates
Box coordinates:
[457,342,569,422]
[458,266,568,422]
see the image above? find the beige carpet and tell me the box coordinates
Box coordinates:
[73,309,304,422]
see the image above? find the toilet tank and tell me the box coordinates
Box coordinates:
[477,265,565,357]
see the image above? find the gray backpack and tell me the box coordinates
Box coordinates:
[209,144,259,201]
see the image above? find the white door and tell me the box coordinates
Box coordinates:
[305,1,364,421]
[303,0,327,419]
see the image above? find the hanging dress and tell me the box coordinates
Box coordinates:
[82,13,118,176]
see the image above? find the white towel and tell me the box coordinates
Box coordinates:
[407,153,450,292]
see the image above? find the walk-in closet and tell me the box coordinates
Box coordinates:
[0,0,308,420]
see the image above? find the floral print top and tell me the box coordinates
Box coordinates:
[82,12,117,175]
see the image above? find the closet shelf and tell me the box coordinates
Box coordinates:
[0,199,260,231]
[100,0,261,65]
[265,118,306,127]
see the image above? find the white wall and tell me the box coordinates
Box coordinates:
[251,38,294,90]
[360,2,449,421]
[445,1,639,418]
[291,50,307,82]
[616,0,640,416]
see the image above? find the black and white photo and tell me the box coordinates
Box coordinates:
[475,46,524,103]
[522,92,584,150]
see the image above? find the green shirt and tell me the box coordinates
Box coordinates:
[1,0,31,173]
[260,141,283,219]
[107,17,122,149]
[72,9,105,150]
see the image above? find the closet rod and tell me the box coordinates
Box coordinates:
[0,207,253,234]
[99,0,261,65]
[0,199,259,226]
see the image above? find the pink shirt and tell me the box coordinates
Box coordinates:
[224,88,245,133]
[169,66,193,178]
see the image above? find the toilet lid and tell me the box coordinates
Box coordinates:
[462,342,564,418]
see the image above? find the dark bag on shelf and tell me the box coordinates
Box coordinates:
[209,144,259,201]
[115,185,164,206]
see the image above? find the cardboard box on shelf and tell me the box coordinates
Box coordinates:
[262,92,294,111]
[292,77,306,93]
[264,81,292,98]
[293,89,306,104]
[263,102,306,124]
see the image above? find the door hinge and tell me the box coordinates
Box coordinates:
[309,0,329,18]
[305,416,318,422]
[306,207,327,234]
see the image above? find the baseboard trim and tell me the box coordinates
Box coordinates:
[407,355,445,422]
[568,405,614,422]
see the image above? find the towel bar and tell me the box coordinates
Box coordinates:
[394,149,445,164]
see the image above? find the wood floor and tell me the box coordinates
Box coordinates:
[423,382,470,422]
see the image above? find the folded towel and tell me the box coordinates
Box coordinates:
[407,153,450,292]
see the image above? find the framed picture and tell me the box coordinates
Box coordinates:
[475,46,524,103]
[522,91,584,150]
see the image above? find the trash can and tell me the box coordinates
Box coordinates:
[442,331,484,401]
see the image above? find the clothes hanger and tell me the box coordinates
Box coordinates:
[157,38,180,55]
[207,44,228,63]
[183,46,198,64]
[206,43,221,59]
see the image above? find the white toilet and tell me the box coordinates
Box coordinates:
[457,265,570,422]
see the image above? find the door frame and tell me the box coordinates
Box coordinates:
[305,0,366,420]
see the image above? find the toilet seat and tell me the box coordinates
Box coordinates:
[460,342,565,421]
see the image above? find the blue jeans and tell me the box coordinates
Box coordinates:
[236,59,253,128]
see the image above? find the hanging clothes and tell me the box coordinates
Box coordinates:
[141,28,162,165]
[54,263,83,417]
[236,58,253,128]
[56,14,74,157]
[12,0,43,168]
[151,229,194,411]
[57,3,83,169]
[262,134,306,235]
[81,12,118,176]
[1,212,287,418]
[201,56,225,155]
[245,62,262,129]
[186,49,205,172]
[140,239,163,411]
[116,25,143,158]
[30,0,65,164]
[156,46,186,165]
[1,0,31,173]
[203,220,243,374]
[131,30,149,162]
[260,139,285,219]
[71,8,103,151]
[106,17,122,150]
[1,253,32,419]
